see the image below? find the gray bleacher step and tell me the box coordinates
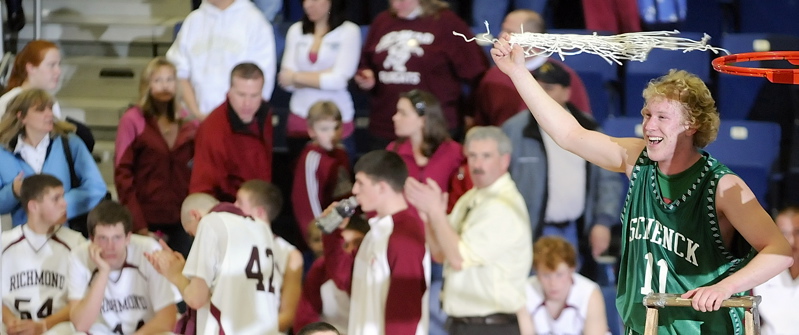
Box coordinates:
[21,0,189,18]
[56,56,151,130]
[17,15,181,44]
[14,0,187,57]
[93,140,116,191]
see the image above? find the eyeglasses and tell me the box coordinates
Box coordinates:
[405,90,427,116]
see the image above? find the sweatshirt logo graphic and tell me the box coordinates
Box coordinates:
[376,30,434,84]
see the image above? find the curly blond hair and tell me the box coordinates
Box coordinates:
[642,69,719,148]
[533,236,577,271]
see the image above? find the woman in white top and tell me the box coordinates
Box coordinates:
[0,40,62,120]
[0,40,95,151]
[277,0,360,155]
[526,236,609,335]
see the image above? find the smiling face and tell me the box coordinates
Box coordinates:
[641,97,696,163]
[392,97,424,139]
[92,223,131,270]
[26,48,61,91]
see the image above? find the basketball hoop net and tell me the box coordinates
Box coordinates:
[712,51,799,84]
[454,23,728,65]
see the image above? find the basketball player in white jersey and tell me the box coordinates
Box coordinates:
[68,200,178,334]
[146,193,280,335]
[2,174,85,335]
[235,180,303,334]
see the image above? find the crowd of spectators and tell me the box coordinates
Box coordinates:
[1,0,797,334]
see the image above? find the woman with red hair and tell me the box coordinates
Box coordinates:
[0,40,95,151]
[0,40,62,119]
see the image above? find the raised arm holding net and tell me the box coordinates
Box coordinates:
[454,23,728,65]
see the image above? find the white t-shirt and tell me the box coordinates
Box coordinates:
[320,278,350,334]
[2,225,85,335]
[349,213,430,335]
[754,270,799,335]
[526,273,606,335]
[281,21,360,122]
[166,0,276,115]
[183,212,280,335]
[0,87,63,120]
[68,235,180,334]
[273,236,297,335]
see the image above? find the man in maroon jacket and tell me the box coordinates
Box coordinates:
[472,9,592,127]
[189,63,274,202]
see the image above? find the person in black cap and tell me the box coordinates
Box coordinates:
[501,60,623,282]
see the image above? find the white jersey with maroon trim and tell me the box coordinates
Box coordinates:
[2,225,85,327]
[183,212,280,335]
[526,273,604,335]
[68,235,180,334]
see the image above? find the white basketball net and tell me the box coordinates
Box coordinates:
[454,23,729,65]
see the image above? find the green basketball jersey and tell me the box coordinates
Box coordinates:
[617,150,756,335]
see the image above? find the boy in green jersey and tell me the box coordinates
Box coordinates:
[490,36,793,334]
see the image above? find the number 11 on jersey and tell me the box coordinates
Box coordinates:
[641,252,668,295]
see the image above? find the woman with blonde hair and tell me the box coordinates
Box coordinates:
[0,88,106,228]
[114,56,197,256]
[0,39,96,151]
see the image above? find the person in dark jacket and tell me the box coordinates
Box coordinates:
[0,89,106,227]
[115,57,198,256]
[189,62,274,202]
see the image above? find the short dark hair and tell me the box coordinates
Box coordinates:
[19,174,63,214]
[87,200,133,236]
[230,62,264,84]
[779,205,799,218]
[354,150,408,193]
[532,62,571,87]
[297,322,341,335]
[239,179,283,222]
[345,213,371,235]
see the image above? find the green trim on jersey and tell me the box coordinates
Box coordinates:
[616,150,756,335]
[656,155,707,204]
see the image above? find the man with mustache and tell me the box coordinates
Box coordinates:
[405,126,533,335]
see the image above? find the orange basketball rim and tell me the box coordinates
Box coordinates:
[713,51,799,84]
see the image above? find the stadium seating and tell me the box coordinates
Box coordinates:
[704,120,781,208]
[543,29,620,124]
[602,117,782,209]
[623,32,712,116]
[716,33,769,120]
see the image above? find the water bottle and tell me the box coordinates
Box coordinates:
[315,196,359,234]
